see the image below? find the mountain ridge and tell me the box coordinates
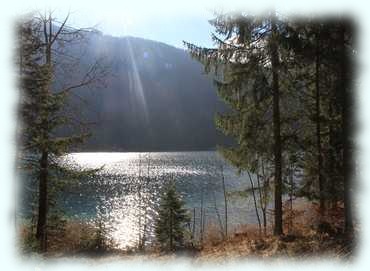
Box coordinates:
[56,32,231,151]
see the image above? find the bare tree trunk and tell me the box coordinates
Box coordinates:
[288,164,294,234]
[262,206,267,236]
[137,155,143,250]
[200,189,204,246]
[247,172,262,235]
[220,165,228,238]
[262,159,269,235]
[256,165,267,236]
[212,190,225,239]
[270,13,283,236]
[192,208,196,245]
[202,209,206,243]
[36,151,48,252]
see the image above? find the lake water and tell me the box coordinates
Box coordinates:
[23,151,269,249]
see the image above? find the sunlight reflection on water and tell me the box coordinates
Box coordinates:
[63,151,261,249]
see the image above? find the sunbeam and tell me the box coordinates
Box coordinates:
[126,37,149,123]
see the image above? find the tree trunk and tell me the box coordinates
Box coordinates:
[36,150,48,252]
[261,160,268,235]
[247,172,262,235]
[339,24,353,236]
[270,14,283,236]
[192,208,196,244]
[262,208,267,236]
[221,165,228,238]
[328,98,336,208]
[288,163,294,234]
[35,17,52,252]
[256,167,267,236]
[315,30,326,218]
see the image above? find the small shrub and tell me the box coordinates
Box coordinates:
[155,181,190,252]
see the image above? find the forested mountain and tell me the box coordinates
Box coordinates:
[55,32,229,151]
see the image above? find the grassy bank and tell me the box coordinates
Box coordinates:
[18,198,355,260]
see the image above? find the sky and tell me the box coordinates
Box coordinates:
[12,0,234,49]
[11,0,325,49]
[60,7,217,49]
[12,0,362,49]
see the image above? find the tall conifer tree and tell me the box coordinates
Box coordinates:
[18,13,106,252]
[185,12,287,235]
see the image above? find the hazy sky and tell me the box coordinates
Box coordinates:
[76,12,215,49]
[15,0,357,49]
[63,8,217,49]
[15,0,231,49]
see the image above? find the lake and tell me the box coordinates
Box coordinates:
[22,151,269,249]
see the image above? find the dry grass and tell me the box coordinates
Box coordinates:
[18,219,115,257]
[202,223,225,247]
[196,199,355,262]
[18,198,355,261]
[47,220,97,254]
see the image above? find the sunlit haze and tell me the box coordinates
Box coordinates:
[12,0,230,48]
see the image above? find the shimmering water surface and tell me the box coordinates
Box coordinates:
[46,152,267,249]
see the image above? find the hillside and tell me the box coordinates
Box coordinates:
[54,33,230,151]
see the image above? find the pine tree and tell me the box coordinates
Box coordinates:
[155,181,189,252]
[17,13,106,252]
[283,19,355,233]
[185,13,355,237]
[185,12,290,236]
